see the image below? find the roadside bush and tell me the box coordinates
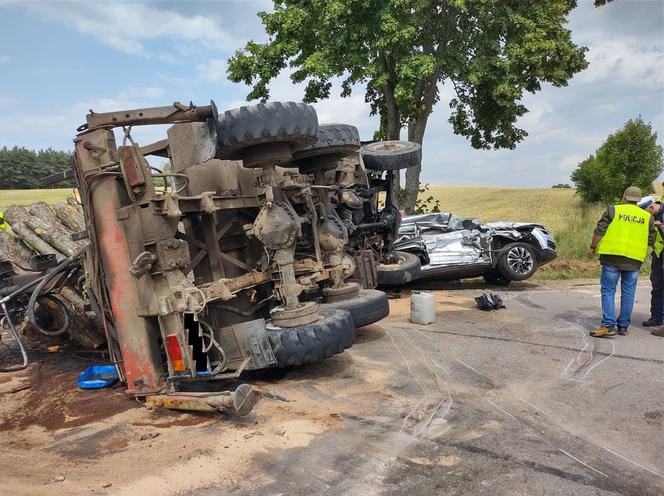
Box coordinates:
[571,117,663,203]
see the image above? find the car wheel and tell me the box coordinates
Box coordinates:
[361,140,422,171]
[377,251,421,286]
[267,309,355,367]
[497,243,538,281]
[216,102,318,158]
[483,272,512,287]
[320,289,390,328]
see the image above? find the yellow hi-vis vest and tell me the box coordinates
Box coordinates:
[655,230,664,257]
[598,204,650,262]
[0,212,9,233]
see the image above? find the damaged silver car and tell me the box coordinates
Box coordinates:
[392,213,557,285]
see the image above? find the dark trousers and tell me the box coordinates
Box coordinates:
[650,254,664,320]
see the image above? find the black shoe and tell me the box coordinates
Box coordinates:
[617,326,628,336]
[642,318,663,327]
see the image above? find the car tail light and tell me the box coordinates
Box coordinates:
[165,334,185,372]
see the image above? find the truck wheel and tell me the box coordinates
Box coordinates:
[292,123,360,172]
[216,102,318,158]
[321,289,389,328]
[497,243,537,281]
[377,251,421,286]
[361,141,422,171]
[267,309,355,367]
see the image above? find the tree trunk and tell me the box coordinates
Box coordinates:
[403,77,440,213]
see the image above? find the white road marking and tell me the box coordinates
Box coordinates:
[486,399,519,421]
[412,328,433,341]
[455,358,484,377]
[559,449,608,478]
[518,397,549,417]
[573,338,615,382]
[602,446,664,479]
[560,326,589,379]
[430,359,450,375]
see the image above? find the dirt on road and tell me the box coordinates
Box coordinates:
[1,280,663,495]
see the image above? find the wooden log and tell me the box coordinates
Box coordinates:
[29,201,72,233]
[29,201,87,252]
[4,205,31,226]
[0,229,34,270]
[60,287,106,349]
[60,287,86,313]
[25,216,80,257]
[10,222,64,258]
[66,194,83,212]
[53,202,85,232]
[69,312,106,349]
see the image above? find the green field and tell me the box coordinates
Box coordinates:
[1,185,655,279]
[0,188,73,209]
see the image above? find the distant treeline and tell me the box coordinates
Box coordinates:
[0,146,74,189]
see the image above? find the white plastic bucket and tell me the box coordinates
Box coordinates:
[410,291,436,324]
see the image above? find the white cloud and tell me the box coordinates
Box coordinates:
[14,2,233,58]
[117,86,167,101]
[196,59,228,83]
[579,40,664,87]
[0,94,18,105]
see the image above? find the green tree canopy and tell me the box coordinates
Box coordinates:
[571,117,664,204]
[227,0,593,212]
[0,147,73,190]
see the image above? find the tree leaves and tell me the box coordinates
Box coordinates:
[571,118,664,204]
[227,0,592,211]
[0,147,73,189]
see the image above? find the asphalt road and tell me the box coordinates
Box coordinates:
[1,280,663,495]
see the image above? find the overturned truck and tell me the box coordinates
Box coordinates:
[72,101,417,414]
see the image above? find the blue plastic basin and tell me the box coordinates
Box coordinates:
[77,365,119,390]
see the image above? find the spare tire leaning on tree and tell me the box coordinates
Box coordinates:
[361,140,422,171]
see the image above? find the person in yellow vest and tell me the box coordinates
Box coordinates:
[587,186,655,338]
[637,196,664,337]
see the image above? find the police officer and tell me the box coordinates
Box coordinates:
[587,186,656,338]
[638,196,664,337]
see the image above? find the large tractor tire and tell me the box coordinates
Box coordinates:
[361,140,422,171]
[292,123,360,172]
[267,309,355,367]
[321,289,389,328]
[216,102,318,158]
[377,251,421,286]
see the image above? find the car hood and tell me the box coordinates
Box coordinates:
[485,221,545,230]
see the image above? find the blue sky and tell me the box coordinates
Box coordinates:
[0,0,662,187]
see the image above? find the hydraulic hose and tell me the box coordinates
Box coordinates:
[26,256,78,337]
[0,301,29,372]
